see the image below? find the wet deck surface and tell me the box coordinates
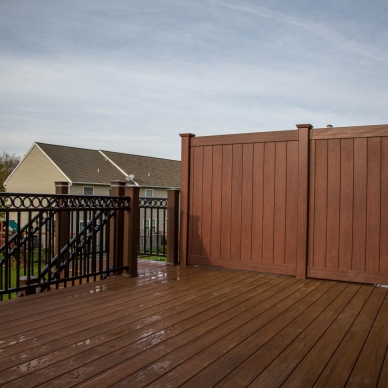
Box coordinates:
[0,259,388,387]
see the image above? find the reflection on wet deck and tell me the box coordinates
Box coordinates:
[0,259,387,387]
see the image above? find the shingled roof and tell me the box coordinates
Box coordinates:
[101,151,181,188]
[36,143,180,188]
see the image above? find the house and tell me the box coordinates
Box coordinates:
[4,142,181,197]
[3,142,181,240]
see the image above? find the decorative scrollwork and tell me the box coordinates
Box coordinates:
[0,194,130,210]
[139,197,168,208]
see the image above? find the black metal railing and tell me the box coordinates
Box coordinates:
[138,197,167,257]
[0,192,130,300]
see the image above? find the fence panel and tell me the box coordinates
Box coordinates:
[308,126,388,284]
[183,130,302,275]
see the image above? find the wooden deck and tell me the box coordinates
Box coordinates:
[0,260,388,387]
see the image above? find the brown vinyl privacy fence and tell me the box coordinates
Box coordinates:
[180,124,388,285]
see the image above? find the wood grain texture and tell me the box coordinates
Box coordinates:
[381,138,388,274]
[190,146,204,257]
[251,143,264,262]
[241,144,253,261]
[191,130,298,147]
[366,137,381,273]
[201,146,213,257]
[179,134,195,266]
[353,138,368,271]
[326,139,340,269]
[296,126,310,278]
[231,144,243,261]
[210,145,222,259]
[274,142,287,265]
[220,145,233,260]
[310,124,388,140]
[339,139,354,270]
[285,141,298,266]
[262,142,275,263]
[308,140,316,268]
[2,266,386,387]
[313,140,328,269]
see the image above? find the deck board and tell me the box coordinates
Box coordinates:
[0,260,387,387]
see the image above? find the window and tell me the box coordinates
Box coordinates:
[145,189,153,197]
[83,186,94,196]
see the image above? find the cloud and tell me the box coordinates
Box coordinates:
[0,1,387,159]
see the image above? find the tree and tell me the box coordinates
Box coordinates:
[0,151,20,192]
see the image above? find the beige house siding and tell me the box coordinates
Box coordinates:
[5,145,67,193]
[70,184,110,196]
[140,187,168,198]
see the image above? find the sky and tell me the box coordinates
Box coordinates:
[1,0,387,161]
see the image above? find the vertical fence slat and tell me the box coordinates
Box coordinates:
[326,139,341,269]
[231,144,243,261]
[313,139,328,270]
[263,142,275,263]
[211,145,222,259]
[353,138,368,272]
[252,143,264,263]
[241,144,254,262]
[296,124,311,278]
[285,140,298,266]
[220,145,233,260]
[274,142,287,265]
[366,137,381,273]
[381,138,388,274]
[201,146,213,258]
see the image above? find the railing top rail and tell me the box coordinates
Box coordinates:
[139,197,168,209]
[0,193,130,211]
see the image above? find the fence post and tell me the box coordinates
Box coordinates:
[54,182,70,265]
[167,189,180,265]
[110,181,126,274]
[296,124,312,279]
[179,133,195,266]
[123,185,139,277]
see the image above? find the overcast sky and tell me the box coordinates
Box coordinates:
[1,0,387,160]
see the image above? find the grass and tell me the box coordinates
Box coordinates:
[138,255,166,262]
[1,253,44,301]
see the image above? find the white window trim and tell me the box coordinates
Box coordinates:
[145,189,154,197]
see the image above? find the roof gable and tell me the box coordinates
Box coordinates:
[36,143,125,184]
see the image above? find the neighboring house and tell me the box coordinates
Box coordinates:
[3,142,181,238]
[4,142,180,196]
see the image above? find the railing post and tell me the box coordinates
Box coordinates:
[296,124,313,279]
[110,181,126,274]
[179,133,195,266]
[123,185,139,277]
[167,189,180,265]
[55,182,70,265]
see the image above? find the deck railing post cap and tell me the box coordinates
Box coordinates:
[110,180,126,186]
[179,133,196,138]
[296,124,313,130]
